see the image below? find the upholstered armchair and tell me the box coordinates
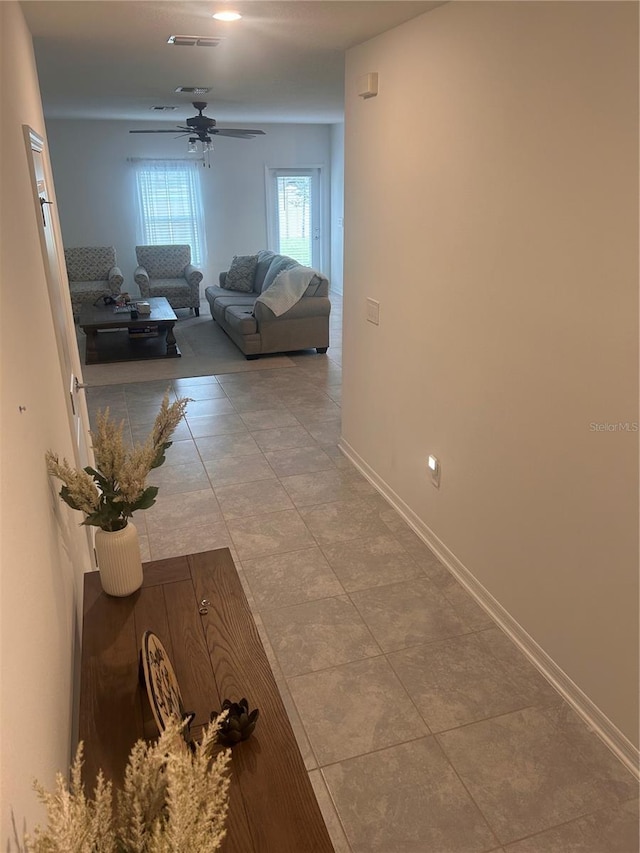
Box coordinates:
[64,246,124,318]
[134,245,203,316]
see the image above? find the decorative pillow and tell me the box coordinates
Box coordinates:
[222,254,259,292]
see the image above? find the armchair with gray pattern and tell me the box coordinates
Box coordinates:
[134,244,203,316]
[64,246,124,318]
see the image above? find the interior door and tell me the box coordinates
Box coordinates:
[23,126,95,560]
[267,168,321,268]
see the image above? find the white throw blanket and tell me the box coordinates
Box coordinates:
[255,266,323,317]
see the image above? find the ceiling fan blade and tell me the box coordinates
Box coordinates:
[213,128,266,138]
[129,129,185,134]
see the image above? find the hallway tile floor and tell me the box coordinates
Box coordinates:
[85,296,638,853]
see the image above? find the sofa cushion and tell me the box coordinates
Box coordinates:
[207,284,232,302]
[146,279,192,300]
[223,254,259,292]
[225,304,258,336]
[206,291,255,325]
[209,293,257,309]
[70,281,111,298]
[261,255,300,293]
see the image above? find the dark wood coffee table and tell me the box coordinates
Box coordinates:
[79,297,180,364]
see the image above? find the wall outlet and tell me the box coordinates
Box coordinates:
[366,297,380,325]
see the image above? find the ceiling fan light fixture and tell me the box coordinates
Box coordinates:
[129,104,265,160]
[212,10,242,21]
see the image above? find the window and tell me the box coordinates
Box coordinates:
[266,168,321,267]
[134,160,206,265]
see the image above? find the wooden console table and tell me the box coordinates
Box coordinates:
[79,548,334,852]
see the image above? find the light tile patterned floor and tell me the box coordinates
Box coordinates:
[85,295,638,853]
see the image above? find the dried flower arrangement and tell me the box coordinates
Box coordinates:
[17,717,231,853]
[46,392,190,532]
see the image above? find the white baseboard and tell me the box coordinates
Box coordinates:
[339,437,640,779]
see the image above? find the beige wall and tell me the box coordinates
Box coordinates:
[0,3,92,843]
[343,2,638,747]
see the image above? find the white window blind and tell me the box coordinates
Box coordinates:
[134,160,206,265]
[266,167,321,268]
[276,175,312,266]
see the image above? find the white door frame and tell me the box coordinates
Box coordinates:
[265,166,323,268]
[23,125,95,562]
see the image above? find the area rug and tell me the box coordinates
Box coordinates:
[77,307,295,386]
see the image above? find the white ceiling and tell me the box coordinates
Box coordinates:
[22,1,442,126]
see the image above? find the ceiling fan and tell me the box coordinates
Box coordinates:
[129,102,265,165]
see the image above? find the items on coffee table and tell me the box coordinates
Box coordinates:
[78,296,180,364]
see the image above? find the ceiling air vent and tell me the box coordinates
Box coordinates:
[150,106,177,111]
[167,35,224,47]
[175,86,212,95]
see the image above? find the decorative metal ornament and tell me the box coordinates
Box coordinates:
[211,698,259,746]
[140,630,194,736]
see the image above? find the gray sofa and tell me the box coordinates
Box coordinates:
[205,250,331,358]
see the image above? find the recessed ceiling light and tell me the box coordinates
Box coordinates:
[212,11,242,21]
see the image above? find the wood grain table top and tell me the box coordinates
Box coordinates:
[79,548,334,853]
[78,296,176,330]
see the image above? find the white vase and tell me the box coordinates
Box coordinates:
[94,521,143,597]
